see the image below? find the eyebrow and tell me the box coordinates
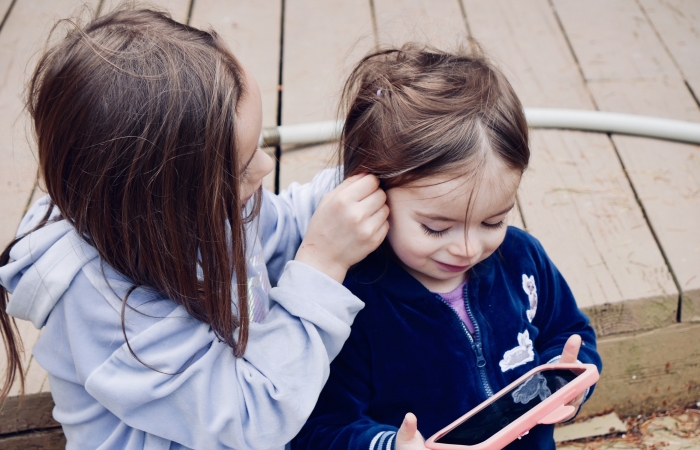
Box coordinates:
[415,203,515,222]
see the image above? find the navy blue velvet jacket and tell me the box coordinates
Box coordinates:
[292,227,602,450]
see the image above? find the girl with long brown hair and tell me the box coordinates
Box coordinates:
[293,43,602,450]
[0,6,388,449]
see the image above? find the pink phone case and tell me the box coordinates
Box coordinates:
[425,363,600,450]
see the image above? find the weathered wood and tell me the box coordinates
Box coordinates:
[638,0,700,101]
[0,0,97,252]
[281,0,374,126]
[100,0,190,23]
[190,0,281,128]
[0,392,57,435]
[462,0,677,335]
[0,0,12,25]
[552,0,700,323]
[373,0,467,49]
[279,0,374,188]
[588,80,700,323]
[0,427,65,450]
[551,0,680,82]
[580,323,700,416]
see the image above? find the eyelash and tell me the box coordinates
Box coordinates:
[421,224,449,237]
[421,221,505,237]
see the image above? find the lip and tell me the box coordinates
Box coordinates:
[435,261,470,273]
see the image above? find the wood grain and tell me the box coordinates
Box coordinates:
[281,0,374,126]
[581,323,700,416]
[0,392,58,434]
[100,0,191,23]
[637,0,700,98]
[551,0,680,82]
[0,426,65,450]
[0,0,98,252]
[588,79,700,323]
[373,0,467,49]
[462,0,677,335]
[190,0,281,128]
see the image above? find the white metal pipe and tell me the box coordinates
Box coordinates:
[259,109,700,148]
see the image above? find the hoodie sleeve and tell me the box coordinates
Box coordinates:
[528,237,603,400]
[291,314,399,450]
[257,168,339,285]
[82,261,364,450]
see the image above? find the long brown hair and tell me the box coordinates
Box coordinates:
[0,7,255,401]
[340,42,530,187]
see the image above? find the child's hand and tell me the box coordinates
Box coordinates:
[296,173,389,283]
[395,413,429,450]
[559,334,584,422]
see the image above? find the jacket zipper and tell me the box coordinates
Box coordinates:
[434,287,495,399]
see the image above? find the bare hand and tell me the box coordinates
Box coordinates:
[295,174,389,283]
[559,334,584,422]
[395,413,429,450]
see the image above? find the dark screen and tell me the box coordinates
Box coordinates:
[435,368,581,446]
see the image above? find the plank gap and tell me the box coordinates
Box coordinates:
[186,0,195,25]
[604,133,684,323]
[545,0,600,109]
[455,0,472,37]
[368,0,380,49]
[684,80,700,110]
[0,0,16,33]
[274,0,286,194]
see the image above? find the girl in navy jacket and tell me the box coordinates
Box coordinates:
[292,43,602,450]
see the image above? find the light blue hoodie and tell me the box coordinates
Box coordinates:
[0,169,364,450]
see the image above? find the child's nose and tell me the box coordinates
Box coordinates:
[448,235,480,260]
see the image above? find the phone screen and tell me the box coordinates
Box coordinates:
[435,368,581,446]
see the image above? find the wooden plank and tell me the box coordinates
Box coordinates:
[638,0,700,99]
[190,0,281,128]
[580,323,700,416]
[100,0,190,23]
[0,0,12,26]
[588,80,700,323]
[0,0,93,252]
[0,426,65,450]
[462,0,677,335]
[0,392,58,435]
[281,0,374,126]
[551,0,680,82]
[279,0,373,188]
[551,0,700,323]
[373,0,467,49]
[462,0,595,110]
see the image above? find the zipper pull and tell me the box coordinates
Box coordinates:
[472,342,486,368]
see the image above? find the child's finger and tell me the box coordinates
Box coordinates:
[336,173,381,202]
[357,187,388,217]
[559,334,582,364]
[396,413,418,442]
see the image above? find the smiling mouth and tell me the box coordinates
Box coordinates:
[435,261,470,273]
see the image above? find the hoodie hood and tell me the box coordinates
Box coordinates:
[0,196,99,328]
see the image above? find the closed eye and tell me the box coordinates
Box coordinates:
[482,220,505,230]
[421,224,450,237]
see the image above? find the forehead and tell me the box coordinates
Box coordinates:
[389,163,521,215]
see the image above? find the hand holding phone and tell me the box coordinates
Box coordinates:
[396,413,430,450]
[425,363,599,449]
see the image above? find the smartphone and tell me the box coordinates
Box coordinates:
[425,363,599,449]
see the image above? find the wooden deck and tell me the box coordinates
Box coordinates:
[0,0,698,446]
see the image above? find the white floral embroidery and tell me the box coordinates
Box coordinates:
[522,274,538,322]
[499,330,535,372]
[512,372,552,404]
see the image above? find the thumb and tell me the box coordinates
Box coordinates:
[396,413,418,443]
[559,334,582,364]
